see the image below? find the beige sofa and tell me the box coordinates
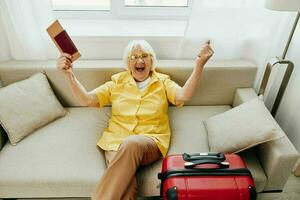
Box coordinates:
[0,60,298,199]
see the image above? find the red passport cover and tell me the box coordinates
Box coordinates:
[54,30,78,56]
[47,20,81,61]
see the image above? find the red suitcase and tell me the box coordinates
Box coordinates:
[158,153,256,200]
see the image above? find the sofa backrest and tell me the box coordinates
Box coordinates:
[0,60,257,107]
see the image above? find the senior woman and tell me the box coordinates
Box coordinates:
[57,40,213,200]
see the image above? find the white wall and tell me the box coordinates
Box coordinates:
[275,19,300,155]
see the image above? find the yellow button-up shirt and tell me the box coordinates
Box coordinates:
[95,70,182,157]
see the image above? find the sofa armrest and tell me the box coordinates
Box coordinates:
[233,88,299,191]
[256,136,299,191]
[233,88,257,107]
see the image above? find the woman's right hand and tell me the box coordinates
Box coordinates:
[57,53,73,76]
[196,40,214,69]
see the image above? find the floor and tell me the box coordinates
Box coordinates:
[256,174,300,200]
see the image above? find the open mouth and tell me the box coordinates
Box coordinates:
[135,65,145,72]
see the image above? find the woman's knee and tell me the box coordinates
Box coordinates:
[120,135,151,153]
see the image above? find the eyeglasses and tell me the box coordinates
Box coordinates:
[128,53,151,61]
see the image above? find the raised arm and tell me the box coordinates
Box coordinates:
[57,53,99,107]
[175,40,214,105]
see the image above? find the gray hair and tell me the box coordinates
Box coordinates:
[123,40,157,70]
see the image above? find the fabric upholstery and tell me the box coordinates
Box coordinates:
[1,105,264,198]
[205,98,284,153]
[168,105,231,154]
[256,136,299,191]
[0,108,110,198]
[233,88,258,107]
[238,149,267,192]
[0,73,66,145]
[234,88,299,191]
[0,60,257,106]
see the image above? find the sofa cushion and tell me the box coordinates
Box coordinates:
[0,73,66,145]
[0,105,268,198]
[168,105,232,154]
[0,107,110,198]
[204,97,284,153]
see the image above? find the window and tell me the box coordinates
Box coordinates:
[51,0,191,20]
[125,0,188,7]
[50,0,190,37]
[51,0,110,11]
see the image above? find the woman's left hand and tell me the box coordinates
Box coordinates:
[195,40,214,69]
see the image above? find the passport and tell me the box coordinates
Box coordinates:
[47,20,81,62]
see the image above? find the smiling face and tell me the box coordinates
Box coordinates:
[127,45,153,82]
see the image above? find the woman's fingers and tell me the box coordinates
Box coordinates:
[59,55,72,63]
[196,40,214,63]
[198,48,211,57]
[198,41,212,54]
[60,53,72,61]
[58,58,67,69]
[57,55,73,72]
[65,57,72,67]
[58,53,73,67]
[206,40,210,45]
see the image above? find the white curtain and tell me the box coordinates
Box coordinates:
[0,0,55,60]
[0,17,10,60]
[180,0,295,89]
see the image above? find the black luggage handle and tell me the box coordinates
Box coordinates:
[183,152,225,162]
[184,159,229,169]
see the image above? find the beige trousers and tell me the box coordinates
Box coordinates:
[91,135,162,200]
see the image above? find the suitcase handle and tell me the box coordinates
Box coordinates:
[184,159,230,169]
[182,152,226,162]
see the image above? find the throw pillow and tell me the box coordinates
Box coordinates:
[0,73,66,145]
[204,97,283,153]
